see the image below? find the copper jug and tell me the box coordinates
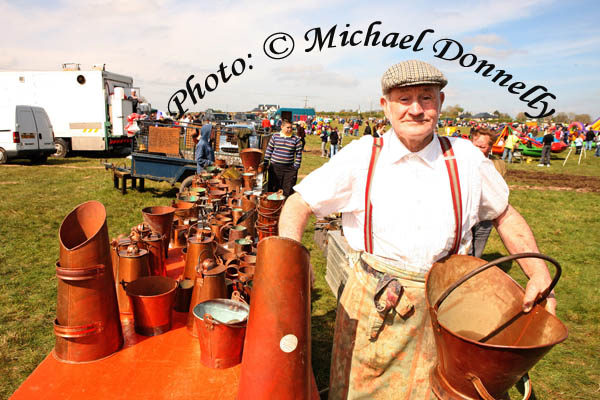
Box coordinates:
[140,232,166,277]
[115,244,151,314]
[186,258,228,336]
[184,224,216,280]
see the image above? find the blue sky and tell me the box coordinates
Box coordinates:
[1,0,598,119]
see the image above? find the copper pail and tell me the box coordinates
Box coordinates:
[140,232,166,277]
[141,206,175,259]
[193,299,249,369]
[115,244,151,314]
[186,258,228,335]
[240,148,263,173]
[238,236,319,399]
[124,276,178,336]
[55,201,123,363]
[426,253,568,400]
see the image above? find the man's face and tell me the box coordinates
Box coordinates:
[380,85,444,148]
[472,135,492,156]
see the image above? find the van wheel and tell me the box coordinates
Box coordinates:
[52,139,68,158]
[179,175,195,194]
[0,148,7,164]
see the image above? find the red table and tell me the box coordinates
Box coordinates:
[11,249,240,400]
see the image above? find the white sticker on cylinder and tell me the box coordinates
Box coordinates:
[279,334,298,353]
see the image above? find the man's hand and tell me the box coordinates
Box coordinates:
[523,273,556,315]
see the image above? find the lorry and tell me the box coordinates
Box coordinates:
[0,105,55,164]
[0,63,150,158]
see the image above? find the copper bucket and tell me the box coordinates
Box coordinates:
[115,244,151,314]
[426,253,567,400]
[238,236,319,399]
[124,276,178,336]
[142,206,175,259]
[193,299,249,369]
[240,148,263,173]
[54,201,123,363]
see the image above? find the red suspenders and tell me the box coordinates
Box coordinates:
[363,135,463,255]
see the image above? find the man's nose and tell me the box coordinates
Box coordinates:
[408,101,424,115]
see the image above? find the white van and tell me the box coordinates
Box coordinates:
[0,105,55,164]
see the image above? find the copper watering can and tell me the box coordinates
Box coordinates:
[426,253,567,400]
[186,257,228,336]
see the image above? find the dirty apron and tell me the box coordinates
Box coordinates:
[329,136,462,399]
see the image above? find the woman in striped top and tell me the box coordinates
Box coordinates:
[263,119,303,197]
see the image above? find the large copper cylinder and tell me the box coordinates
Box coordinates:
[142,206,175,259]
[55,201,123,363]
[426,254,568,400]
[115,245,151,314]
[238,237,315,399]
[240,148,263,173]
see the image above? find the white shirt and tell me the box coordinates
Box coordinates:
[294,130,509,273]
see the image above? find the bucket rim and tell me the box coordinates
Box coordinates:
[142,206,176,216]
[193,299,250,326]
[125,276,178,298]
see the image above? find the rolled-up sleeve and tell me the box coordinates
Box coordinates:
[294,138,367,218]
[478,158,509,221]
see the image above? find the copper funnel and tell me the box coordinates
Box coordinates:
[142,206,175,259]
[240,148,263,173]
[238,236,318,399]
[426,254,567,399]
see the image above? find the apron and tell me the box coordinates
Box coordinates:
[329,136,462,399]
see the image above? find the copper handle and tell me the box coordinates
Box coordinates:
[434,252,561,311]
[55,263,106,281]
[53,319,104,338]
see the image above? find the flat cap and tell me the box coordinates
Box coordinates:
[381,60,447,94]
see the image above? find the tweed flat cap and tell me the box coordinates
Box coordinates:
[381,60,447,94]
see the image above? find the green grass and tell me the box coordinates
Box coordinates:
[1,143,599,399]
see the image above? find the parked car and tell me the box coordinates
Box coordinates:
[0,105,55,164]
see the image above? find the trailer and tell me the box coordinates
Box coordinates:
[0,63,150,157]
[109,120,270,193]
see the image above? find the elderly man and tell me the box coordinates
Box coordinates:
[278,60,556,398]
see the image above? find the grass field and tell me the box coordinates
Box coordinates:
[1,134,599,399]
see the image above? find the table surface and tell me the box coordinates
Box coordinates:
[11,248,240,400]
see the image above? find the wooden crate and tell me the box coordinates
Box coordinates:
[325,230,352,299]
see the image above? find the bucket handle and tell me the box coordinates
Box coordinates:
[469,372,532,400]
[54,319,104,338]
[203,313,215,330]
[434,252,561,312]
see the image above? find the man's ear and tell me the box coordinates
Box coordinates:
[380,96,390,120]
[439,91,445,112]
